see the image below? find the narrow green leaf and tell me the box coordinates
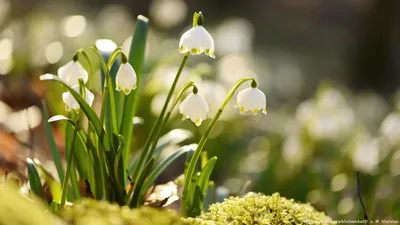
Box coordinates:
[188,185,203,217]
[141,144,196,196]
[129,158,154,207]
[33,159,62,202]
[42,102,64,182]
[121,15,148,169]
[64,112,80,202]
[51,116,106,200]
[40,74,111,151]
[92,47,119,148]
[128,129,192,174]
[69,163,81,200]
[203,181,215,212]
[114,135,125,192]
[197,157,217,196]
[26,158,46,200]
[187,157,217,217]
[50,200,60,213]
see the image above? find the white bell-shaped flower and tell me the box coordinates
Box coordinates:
[179,25,215,58]
[116,62,137,95]
[179,93,209,126]
[58,60,88,86]
[235,87,267,115]
[62,85,94,111]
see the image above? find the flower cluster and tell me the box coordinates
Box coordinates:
[54,54,137,111]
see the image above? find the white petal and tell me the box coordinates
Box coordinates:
[58,61,88,86]
[62,85,94,111]
[179,26,215,58]
[116,63,137,95]
[236,87,266,115]
[179,93,209,126]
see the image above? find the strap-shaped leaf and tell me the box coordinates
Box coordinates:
[42,102,64,182]
[114,135,125,192]
[33,159,62,202]
[128,129,192,174]
[120,15,148,168]
[40,74,111,151]
[129,158,154,207]
[27,158,46,200]
[140,144,197,197]
[197,157,217,196]
[187,157,217,217]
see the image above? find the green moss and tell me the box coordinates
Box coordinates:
[0,185,56,225]
[185,193,332,225]
[60,199,190,225]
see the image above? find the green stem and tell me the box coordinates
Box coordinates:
[181,77,255,217]
[92,46,118,149]
[106,47,123,69]
[75,49,93,89]
[60,115,79,207]
[129,53,190,198]
[147,81,196,161]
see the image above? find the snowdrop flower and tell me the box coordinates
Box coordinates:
[179,12,215,58]
[62,85,94,111]
[116,62,137,95]
[235,86,267,115]
[179,90,209,126]
[58,60,88,86]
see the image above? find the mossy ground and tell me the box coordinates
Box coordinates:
[185,192,332,225]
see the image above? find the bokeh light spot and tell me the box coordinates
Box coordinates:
[62,15,86,38]
[45,41,63,64]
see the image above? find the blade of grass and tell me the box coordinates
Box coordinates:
[42,102,64,182]
[114,135,125,193]
[27,158,46,200]
[196,157,217,197]
[92,46,119,150]
[120,15,148,169]
[128,129,192,175]
[140,144,196,197]
[49,117,106,200]
[33,159,63,202]
[129,158,154,207]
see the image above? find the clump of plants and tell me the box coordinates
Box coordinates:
[185,193,332,225]
[0,9,333,225]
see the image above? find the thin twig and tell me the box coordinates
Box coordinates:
[356,171,370,225]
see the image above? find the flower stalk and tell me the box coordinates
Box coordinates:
[181,77,256,217]
[129,52,190,196]
[60,79,86,207]
[146,81,196,162]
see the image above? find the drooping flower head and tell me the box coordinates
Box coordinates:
[116,54,137,95]
[179,12,215,58]
[58,55,88,86]
[179,87,209,126]
[62,84,94,111]
[235,80,267,115]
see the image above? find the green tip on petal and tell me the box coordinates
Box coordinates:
[123,89,131,95]
[252,109,259,115]
[182,115,188,121]
[195,119,202,126]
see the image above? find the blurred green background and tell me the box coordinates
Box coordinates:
[0,0,399,221]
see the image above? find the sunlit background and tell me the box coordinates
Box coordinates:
[1,0,400,221]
